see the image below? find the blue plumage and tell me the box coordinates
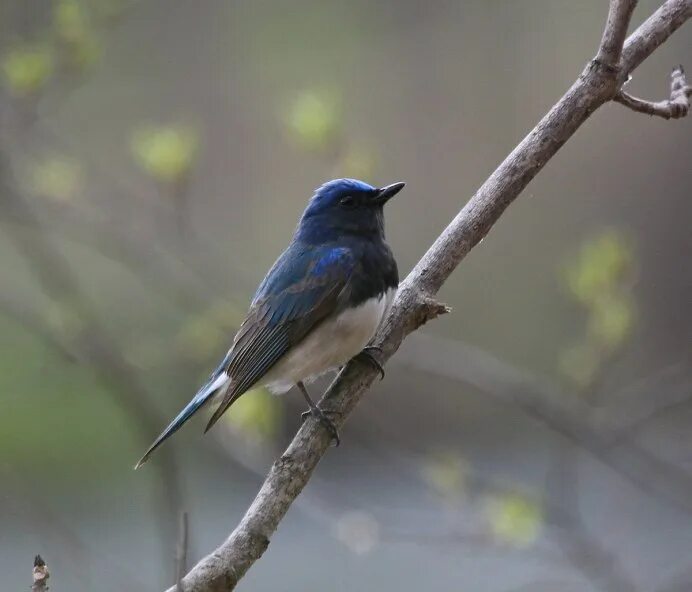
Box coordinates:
[135,179,404,468]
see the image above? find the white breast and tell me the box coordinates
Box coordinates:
[263,288,396,394]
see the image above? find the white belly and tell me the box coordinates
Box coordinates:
[263,288,396,393]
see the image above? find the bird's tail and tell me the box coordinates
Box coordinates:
[134,370,230,469]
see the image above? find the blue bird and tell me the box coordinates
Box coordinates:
[135,178,404,468]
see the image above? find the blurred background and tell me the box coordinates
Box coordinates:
[1,0,691,590]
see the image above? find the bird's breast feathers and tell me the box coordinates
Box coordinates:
[262,287,396,393]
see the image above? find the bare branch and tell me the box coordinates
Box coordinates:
[167,3,692,591]
[31,555,49,592]
[596,0,638,69]
[615,65,691,118]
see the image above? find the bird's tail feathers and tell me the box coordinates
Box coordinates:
[134,370,230,469]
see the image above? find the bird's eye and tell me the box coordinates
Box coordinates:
[339,195,356,208]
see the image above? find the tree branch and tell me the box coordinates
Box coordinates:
[619,0,692,79]
[596,0,638,70]
[168,1,692,590]
[615,65,691,118]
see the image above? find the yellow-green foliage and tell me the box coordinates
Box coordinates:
[486,492,542,547]
[564,231,632,308]
[27,156,84,203]
[421,450,468,502]
[559,230,635,387]
[587,291,633,350]
[54,0,101,70]
[2,46,54,97]
[131,125,199,184]
[55,0,90,42]
[225,387,281,441]
[284,89,342,154]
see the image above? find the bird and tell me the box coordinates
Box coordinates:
[135,178,404,469]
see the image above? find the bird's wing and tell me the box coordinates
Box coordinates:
[205,244,356,431]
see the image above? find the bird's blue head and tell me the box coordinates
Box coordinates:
[297,178,405,243]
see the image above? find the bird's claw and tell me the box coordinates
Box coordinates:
[355,345,385,379]
[301,407,340,446]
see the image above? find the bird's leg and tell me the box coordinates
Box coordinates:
[298,381,340,446]
[354,345,385,379]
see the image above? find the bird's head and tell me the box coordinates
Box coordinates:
[297,178,405,242]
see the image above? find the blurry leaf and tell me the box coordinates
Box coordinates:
[54,0,102,71]
[225,387,280,441]
[2,46,54,97]
[55,0,88,37]
[176,301,244,363]
[563,231,632,306]
[131,124,199,184]
[340,145,377,180]
[558,342,600,388]
[284,89,342,153]
[334,511,380,555]
[486,492,542,547]
[559,230,636,386]
[27,156,83,203]
[588,293,634,350]
[421,450,467,501]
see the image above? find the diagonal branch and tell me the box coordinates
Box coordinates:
[619,0,692,80]
[168,1,692,590]
[615,65,691,118]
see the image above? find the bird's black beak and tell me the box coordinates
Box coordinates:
[375,182,405,205]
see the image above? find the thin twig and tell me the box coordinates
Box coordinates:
[31,555,49,592]
[615,65,691,118]
[596,0,638,70]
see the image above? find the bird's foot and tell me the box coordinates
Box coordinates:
[354,345,385,379]
[301,407,340,446]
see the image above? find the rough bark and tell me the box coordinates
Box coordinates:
[615,65,691,118]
